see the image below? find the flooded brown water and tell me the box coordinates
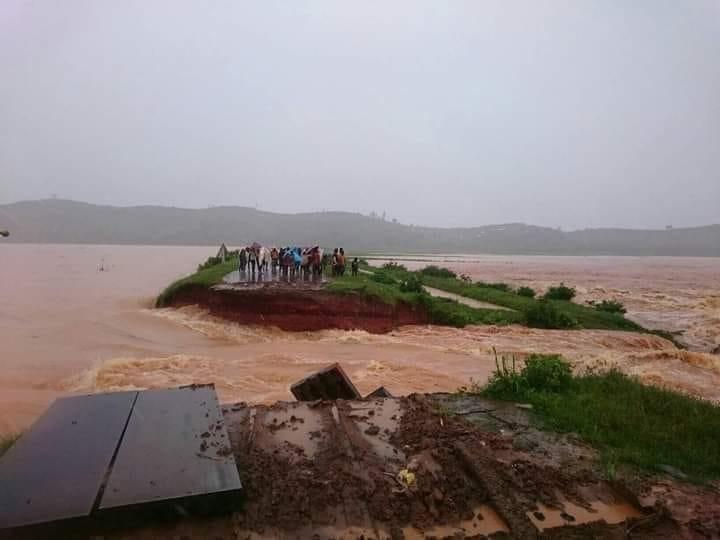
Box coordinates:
[2,245,719,433]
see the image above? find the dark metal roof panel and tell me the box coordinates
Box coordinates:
[99,385,241,509]
[0,391,137,529]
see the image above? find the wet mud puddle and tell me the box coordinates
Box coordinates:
[222,396,654,539]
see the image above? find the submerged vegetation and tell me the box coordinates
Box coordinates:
[477,354,720,481]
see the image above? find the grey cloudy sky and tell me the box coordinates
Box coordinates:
[1,1,719,229]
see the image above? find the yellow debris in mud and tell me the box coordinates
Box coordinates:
[398,469,416,487]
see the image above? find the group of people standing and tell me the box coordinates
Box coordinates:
[236,244,358,280]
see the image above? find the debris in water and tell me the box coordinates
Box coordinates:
[290,362,361,401]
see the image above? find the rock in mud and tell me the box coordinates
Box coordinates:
[364,425,380,436]
[512,434,539,452]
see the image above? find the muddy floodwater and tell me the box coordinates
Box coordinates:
[2,244,719,433]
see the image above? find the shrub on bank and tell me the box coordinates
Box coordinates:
[523,354,573,392]
[399,275,424,293]
[370,271,397,285]
[487,282,512,292]
[594,300,627,314]
[517,286,536,298]
[483,353,572,398]
[525,300,577,329]
[543,283,576,301]
[424,297,472,327]
[420,265,457,279]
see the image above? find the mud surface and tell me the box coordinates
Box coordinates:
[218,395,718,539]
[6,394,720,539]
[166,284,428,334]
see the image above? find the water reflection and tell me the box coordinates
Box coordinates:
[224,267,326,286]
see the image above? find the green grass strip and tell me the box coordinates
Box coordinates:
[156,257,239,307]
[481,361,720,481]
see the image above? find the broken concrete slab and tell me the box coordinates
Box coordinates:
[290,363,361,401]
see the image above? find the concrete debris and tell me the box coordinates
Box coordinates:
[290,363,361,401]
[366,386,394,399]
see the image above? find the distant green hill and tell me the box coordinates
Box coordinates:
[1,199,718,256]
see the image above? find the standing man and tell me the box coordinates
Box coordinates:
[239,248,248,274]
[248,246,257,274]
[338,248,346,276]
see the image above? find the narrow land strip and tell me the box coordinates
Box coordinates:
[423,286,514,311]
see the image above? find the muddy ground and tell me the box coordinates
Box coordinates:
[60,394,720,539]
[58,393,720,540]
[224,395,720,539]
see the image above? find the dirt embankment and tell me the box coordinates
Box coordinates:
[164,285,428,333]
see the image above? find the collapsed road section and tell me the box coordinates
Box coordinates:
[3,367,719,538]
[224,395,668,539]
[162,283,429,333]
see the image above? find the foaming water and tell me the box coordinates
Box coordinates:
[58,354,223,392]
[2,244,719,432]
[151,306,292,344]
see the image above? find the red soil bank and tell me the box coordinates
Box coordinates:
[166,285,428,333]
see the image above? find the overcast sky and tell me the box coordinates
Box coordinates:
[1,1,718,229]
